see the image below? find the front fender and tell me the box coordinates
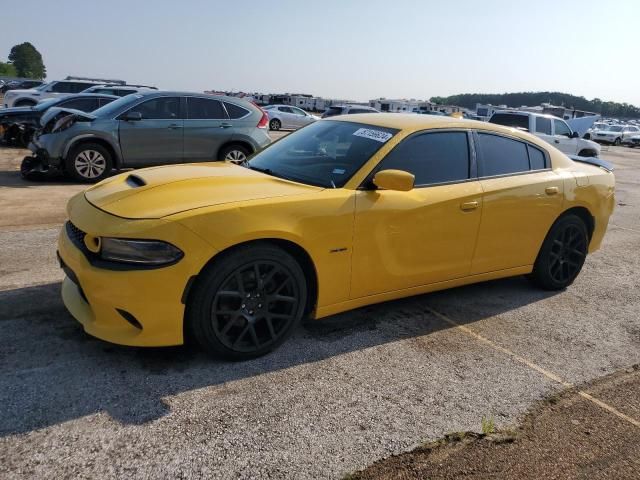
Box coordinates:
[63,132,123,166]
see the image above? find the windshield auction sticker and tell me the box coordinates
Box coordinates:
[352,128,393,143]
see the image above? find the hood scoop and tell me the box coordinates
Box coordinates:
[125,173,147,188]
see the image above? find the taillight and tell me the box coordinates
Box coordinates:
[253,103,269,129]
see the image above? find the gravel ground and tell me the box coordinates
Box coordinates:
[0,143,639,479]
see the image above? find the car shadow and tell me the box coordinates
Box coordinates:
[0,277,559,436]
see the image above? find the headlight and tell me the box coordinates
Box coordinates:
[51,114,77,134]
[100,238,183,266]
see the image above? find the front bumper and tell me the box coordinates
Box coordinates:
[58,193,217,347]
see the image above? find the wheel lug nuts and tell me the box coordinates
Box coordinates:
[241,304,246,308]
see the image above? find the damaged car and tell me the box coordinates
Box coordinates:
[1,93,117,147]
[24,91,271,182]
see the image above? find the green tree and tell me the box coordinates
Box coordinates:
[8,42,46,79]
[0,61,17,76]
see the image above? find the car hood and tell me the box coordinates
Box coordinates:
[84,162,323,219]
[4,88,38,96]
[0,107,36,119]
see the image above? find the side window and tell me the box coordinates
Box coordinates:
[187,97,226,119]
[290,107,306,115]
[348,108,372,114]
[377,131,470,185]
[50,82,71,93]
[131,97,180,119]
[535,117,552,135]
[477,133,530,177]
[58,98,100,111]
[224,102,250,119]
[278,106,293,113]
[554,119,571,137]
[70,83,91,93]
[527,145,546,170]
[98,98,116,107]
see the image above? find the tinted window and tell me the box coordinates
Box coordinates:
[224,102,250,119]
[528,145,546,170]
[535,117,552,135]
[377,131,470,185]
[132,97,180,119]
[348,108,373,114]
[248,120,398,188]
[278,106,294,113]
[477,133,530,176]
[290,107,306,115]
[50,82,72,93]
[489,113,529,130]
[187,97,226,119]
[98,97,115,107]
[554,119,571,137]
[58,98,100,111]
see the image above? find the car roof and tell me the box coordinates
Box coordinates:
[329,112,542,136]
[130,90,255,105]
[493,110,560,120]
[58,93,119,99]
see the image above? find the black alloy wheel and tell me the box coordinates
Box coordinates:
[187,244,307,360]
[530,214,588,290]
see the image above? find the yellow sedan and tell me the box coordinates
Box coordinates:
[58,114,615,359]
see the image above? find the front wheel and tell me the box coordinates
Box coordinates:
[186,244,307,360]
[529,214,588,290]
[65,143,113,183]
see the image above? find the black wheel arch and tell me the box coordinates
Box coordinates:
[183,238,319,337]
[555,207,595,241]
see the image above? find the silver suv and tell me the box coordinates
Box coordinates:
[25,91,271,182]
[3,77,124,108]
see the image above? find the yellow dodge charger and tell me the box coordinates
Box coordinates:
[58,114,615,359]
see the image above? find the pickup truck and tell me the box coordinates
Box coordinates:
[489,111,601,157]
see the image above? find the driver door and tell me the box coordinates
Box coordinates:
[351,130,483,298]
[118,96,184,166]
[552,119,576,154]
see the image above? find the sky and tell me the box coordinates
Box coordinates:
[2,0,638,105]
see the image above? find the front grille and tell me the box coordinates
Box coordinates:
[66,221,87,250]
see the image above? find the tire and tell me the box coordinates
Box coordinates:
[614,137,622,146]
[186,243,308,360]
[218,144,251,164]
[65,142,113,183]
[269,118,281,131]
[529,214,589,290]
[20,156,47,181]
[577,149,597,157]
[14,99,37,107]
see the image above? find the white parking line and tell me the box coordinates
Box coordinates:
[425,306,640,429]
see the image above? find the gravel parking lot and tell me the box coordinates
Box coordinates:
[1,141,639,479]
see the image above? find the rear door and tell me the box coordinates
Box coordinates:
[118,96,183,166]
[183,96,230,162]
[471,132,563,274]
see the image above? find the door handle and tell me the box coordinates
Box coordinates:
[168,124,182,129]
[545,186,559,195]
[220,123,232,128]
[460,201,479,211]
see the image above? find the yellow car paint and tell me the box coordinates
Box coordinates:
[58,114,615,347]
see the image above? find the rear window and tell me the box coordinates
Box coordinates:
[528,145,546,170]
[224,102,250,119]
[535,117,552,135]
[477,133,530,177]
[489,113,529,131]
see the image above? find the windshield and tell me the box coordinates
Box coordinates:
[247,120,398,188]
[34,82,51,91]
[90,93,143,118]
[608,126,623,132]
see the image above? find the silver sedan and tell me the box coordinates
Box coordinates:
[264,104,319,131]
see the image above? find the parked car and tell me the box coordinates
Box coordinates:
[1,93,117,146]
[57,114,614,360]
[591,124,640,146]
[0,79,44,94]
[81,84,157,97]
[489,111,601,157]
[321,104,379,118]
[24,91,270,182]
[263,104,318,130]
[627,135,640,147]
[3,77,123,108]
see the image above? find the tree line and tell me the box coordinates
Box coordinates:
[0,42,46,79]
[430,92,640,119]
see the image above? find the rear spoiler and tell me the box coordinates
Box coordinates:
[567,154,614,172]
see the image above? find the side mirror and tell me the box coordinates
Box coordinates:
[571,131,579,138]
[372,169,415,192]
[123,111,142,121]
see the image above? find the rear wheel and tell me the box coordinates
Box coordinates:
[65,143,113,183]
[269,119,281,131]
[186,244,307,360]
[218,144,251,164]
[529,214,589,290]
